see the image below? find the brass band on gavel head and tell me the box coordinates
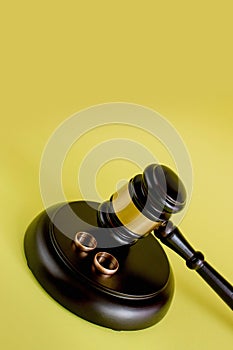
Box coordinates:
[111,182,161,237]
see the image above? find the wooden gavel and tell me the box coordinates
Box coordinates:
[98,163,233,309]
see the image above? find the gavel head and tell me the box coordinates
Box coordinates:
[98,164,186,245]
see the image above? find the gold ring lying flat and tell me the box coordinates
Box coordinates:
[93,252,119,275]
[74,231,97,252]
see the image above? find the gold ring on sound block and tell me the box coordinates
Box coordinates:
[93,252,119,275]
[74,231,97,252]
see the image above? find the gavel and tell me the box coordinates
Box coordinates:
[24,163,233,331]
[98,163,233,309]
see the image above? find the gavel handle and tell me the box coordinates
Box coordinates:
[195,261,233,308]
[154,222,233,310]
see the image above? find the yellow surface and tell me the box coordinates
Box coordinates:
[1,1,233,349]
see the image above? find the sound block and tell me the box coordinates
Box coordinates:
[24,201,174,330]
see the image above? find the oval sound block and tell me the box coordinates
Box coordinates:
[24,201,174,330]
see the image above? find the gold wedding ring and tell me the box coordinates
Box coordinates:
[74,231,97,252]
[93,252,119,275]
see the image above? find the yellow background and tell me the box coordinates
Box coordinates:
[1,1,232,349]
